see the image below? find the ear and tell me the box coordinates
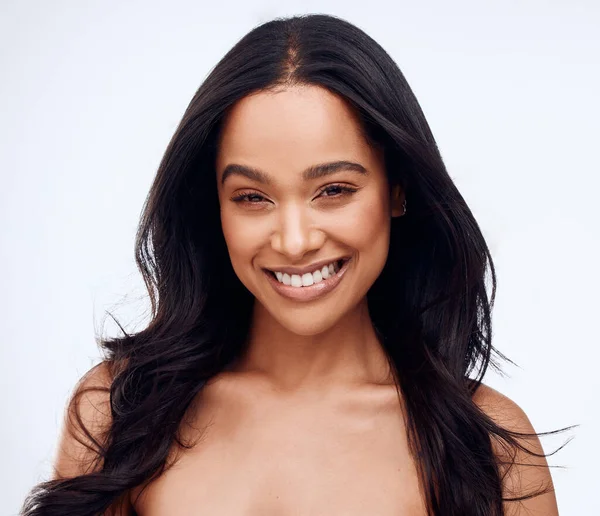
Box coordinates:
[390,183,406,217]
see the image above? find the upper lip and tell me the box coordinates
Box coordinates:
[263,257,350,276]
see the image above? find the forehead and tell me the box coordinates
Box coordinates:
[216,85,378,176]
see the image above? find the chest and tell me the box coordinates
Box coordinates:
[132,388,427,515]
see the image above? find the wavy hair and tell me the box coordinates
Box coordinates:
[22,13,569,515]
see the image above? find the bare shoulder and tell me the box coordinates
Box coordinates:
[472,383,559,516]
[472,383,534,431]
[52,360,115,480]
[51,360,135,515]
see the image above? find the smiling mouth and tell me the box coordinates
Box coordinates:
[265,258,348,287]
[262,257,351,302]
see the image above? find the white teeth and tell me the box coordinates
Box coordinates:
[272,260,345,286]
[301,273,314,286]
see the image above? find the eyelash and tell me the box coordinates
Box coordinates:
[230,184,358,205]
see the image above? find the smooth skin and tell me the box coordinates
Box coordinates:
[53,85,558,515]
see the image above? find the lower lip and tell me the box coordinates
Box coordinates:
[263,259,351,302]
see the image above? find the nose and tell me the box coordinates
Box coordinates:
[270,202,325,261]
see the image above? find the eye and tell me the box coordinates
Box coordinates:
[317,184,358,198]
[233,193,264,202]
[230,190,271,207]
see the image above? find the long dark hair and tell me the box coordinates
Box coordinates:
[22,13,569,515]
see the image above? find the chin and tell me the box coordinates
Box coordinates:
[270,309,348,337]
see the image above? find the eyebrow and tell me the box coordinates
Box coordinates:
[220,160,368,185]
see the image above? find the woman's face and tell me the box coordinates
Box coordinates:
[216,84,403,336]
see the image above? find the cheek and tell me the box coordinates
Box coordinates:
[220,209,267,272]
[331,189,391,255]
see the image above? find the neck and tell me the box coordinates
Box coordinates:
[231,299,394,391]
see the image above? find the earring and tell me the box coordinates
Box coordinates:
[402,199,407,215]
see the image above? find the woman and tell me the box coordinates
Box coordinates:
[22,13,563,516]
